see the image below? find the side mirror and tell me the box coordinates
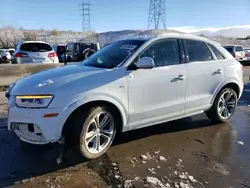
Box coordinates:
[136,57,155,69]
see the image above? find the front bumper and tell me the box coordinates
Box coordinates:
[8,106,63,144]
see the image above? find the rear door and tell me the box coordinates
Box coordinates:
[20,43,54,63]
[184,39,224,114]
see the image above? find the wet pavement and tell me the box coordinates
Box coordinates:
[0,68,249,188]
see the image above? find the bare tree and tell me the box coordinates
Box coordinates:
[23,31,38,41]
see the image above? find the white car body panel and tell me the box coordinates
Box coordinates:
[185,60,224,114]
[127,64,187,130]
[7,33,244,144]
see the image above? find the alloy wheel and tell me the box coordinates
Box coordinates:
[84,112,115,154]
[217,90,237,119]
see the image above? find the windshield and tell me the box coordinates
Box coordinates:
[82,40,146,69]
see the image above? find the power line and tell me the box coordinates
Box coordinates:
[80,1,91,32]
[147,0,166,30]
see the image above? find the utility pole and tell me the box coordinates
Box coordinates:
[80,0,91,32]
[147,0,166,30]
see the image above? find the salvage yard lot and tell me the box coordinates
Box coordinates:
[0,67,249,188]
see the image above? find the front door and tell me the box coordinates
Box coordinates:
[127,39,187,129]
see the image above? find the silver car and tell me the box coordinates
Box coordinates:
[13,41,59,64]
[7,34,244,159]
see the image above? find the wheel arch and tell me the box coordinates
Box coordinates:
[61,97,127,138]
[211,81,240,105]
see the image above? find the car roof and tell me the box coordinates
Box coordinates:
[21,41,48,44]
[224,45,242,47]
[122,32,220,46]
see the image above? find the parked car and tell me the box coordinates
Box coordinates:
[223,45,245,61]
[242,48,250,64]
[13,41,59,64]
[6,34,244,159]
[53,45,66,62]
[0,49,12,63]
[8,48,15,63]
[65,42,100,63]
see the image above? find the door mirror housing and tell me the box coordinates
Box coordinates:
[136,57,155,69]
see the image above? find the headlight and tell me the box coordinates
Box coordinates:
[15,95,54,108]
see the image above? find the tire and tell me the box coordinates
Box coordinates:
[2,56,7,62]
[206,88,237,123]
[67,105,117,159]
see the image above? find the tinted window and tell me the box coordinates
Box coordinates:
[235,46,243,52]
[207,43,225,60]
[57,46,66,55]
[80,43,98,51]
[67,43,74,53]
[140,39,180,67]
[20,43,52,52]
[186,40,213,62]
[224,47,234,53]
[83,40,145,69]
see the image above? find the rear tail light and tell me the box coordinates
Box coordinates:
[16,52,29,58]
[245,53,249,57]
[48,52,58,57]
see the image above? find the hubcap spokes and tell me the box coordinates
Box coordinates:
[85,112,114,154]
[218,91,236,119]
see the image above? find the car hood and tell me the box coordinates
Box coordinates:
[11,64,106,95]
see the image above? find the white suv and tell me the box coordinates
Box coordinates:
[7,34,244,159]
[13,41,59,64]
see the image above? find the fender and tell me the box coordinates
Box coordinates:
[56,93,128,137]
[211,78,241,105]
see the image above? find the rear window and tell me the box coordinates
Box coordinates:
[20,43,53,52]
[235,46,243,52]
[224,47,234,53]
[186,40,213,62]
[207,43,225,60]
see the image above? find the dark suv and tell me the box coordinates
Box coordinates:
[53,45,66,62]
[65,42,100,63]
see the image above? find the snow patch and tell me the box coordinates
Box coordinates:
[159,156,167,161]
[141,155,148,161]
[124,180,133,188]
[145,177,167,188]
[237,141,244,146]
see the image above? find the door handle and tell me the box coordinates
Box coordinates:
[175,75,185,80]
[213,69,221,75]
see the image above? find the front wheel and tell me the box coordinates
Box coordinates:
[206,88,237,123]
[69,106,117,159]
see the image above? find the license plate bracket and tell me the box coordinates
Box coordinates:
[33,58,45,63]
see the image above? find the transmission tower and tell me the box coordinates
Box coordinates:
[147,0,166,30]
[80,1,91,32]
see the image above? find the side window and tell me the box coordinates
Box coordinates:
[140,39,180,67]
[67,44,74,52]
[235,46,243,52]
[207,43,225,60]
[186,40,213,62]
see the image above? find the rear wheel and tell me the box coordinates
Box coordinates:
[68,106,117,159]
[206,88,237,123]
[2,56,7,62]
